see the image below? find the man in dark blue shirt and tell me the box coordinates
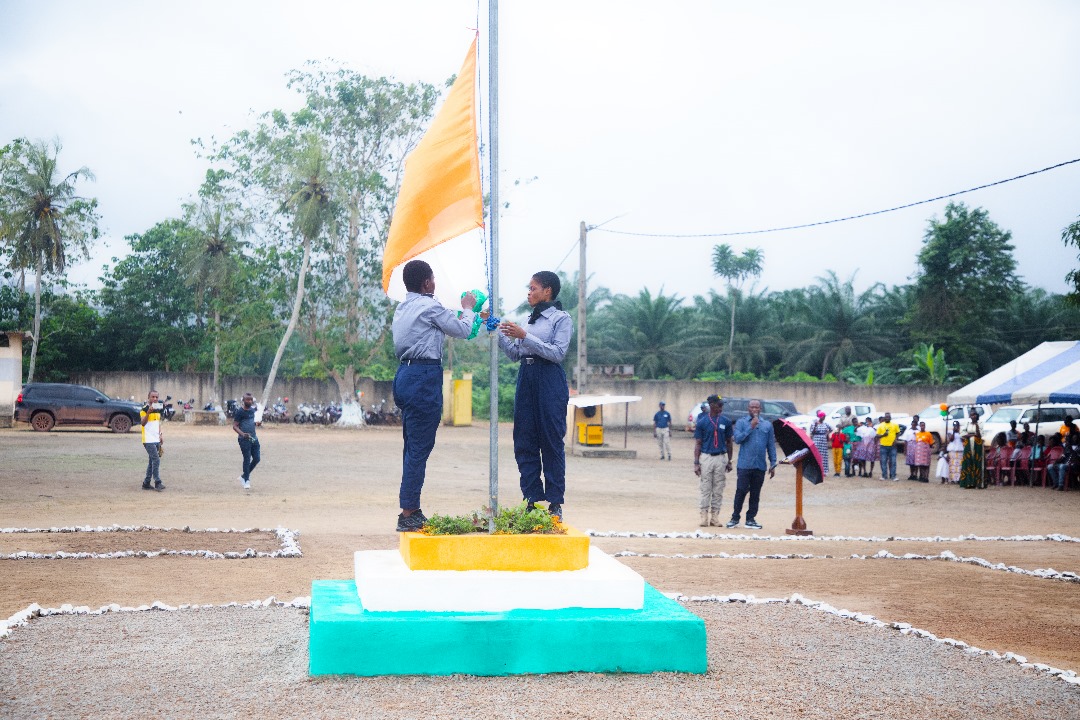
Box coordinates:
[232,393,260,490]
[693,395,733,527]
[653,401,673,460]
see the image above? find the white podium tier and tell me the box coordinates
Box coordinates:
[354,546,645,612]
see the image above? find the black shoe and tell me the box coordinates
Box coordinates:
[548,503,563,520]
[725,519,740,528]
[154,483,165,491]
[142,483,152,490]
[526,500,536,511]
[744,519,762,530]
[396,510,427,532]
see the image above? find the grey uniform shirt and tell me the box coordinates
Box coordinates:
[392,292,475,361]
[497,306,572,363]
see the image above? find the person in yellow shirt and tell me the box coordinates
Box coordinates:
[140,390,165,491]
[876,412,901,481]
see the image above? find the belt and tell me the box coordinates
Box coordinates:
[521,356,555,365]
[705,452,726,456]
[400,358,440,366]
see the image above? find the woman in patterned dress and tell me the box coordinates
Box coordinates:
[958,410,985,489]
[946,420,964,483]
[808,411,832,475]
[910,421,934,481]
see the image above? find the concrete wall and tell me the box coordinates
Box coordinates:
[581,379,959,429]
[68,371,394,410]
[0,332,24,428]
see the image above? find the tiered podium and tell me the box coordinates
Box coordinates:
[309,526,707,676]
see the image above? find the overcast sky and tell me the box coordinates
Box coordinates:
[2,0,1078,310]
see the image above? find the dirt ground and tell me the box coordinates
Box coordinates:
[2,421,1078,671]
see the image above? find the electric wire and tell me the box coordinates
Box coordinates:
[593,157,1080,239]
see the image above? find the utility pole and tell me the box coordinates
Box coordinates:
[577,220,587,394]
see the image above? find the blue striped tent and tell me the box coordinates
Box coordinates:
[947,341,1080,405]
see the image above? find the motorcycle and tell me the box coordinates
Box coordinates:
[161,395,176,421]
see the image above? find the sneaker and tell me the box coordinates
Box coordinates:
[725,519,740,529]
[548,503,563,520]
[154,483,165,491]
[243,479,251,489]
[141,483,152,490]
[238,476,246,487]
[744,519,762,530]
[396,510,428,532]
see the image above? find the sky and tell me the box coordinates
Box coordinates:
[2,0,1078,311]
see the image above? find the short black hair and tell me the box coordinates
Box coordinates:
[532,270,560,300]
[403,260,433,292]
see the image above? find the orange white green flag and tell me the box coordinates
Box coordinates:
[382,36,485,303]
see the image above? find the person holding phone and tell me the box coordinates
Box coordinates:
[140,390,165,491]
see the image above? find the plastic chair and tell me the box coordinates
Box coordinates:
[1011,445,1032,486]
[983,445,1000,478]
[992,446,1015,485]
[1039,446,1064,488]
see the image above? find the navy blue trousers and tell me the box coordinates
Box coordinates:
[393,364,443,510]
[730,468,765,522]
[513,363,569,505]
[238,437,260,481]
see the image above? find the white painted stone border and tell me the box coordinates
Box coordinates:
[677,592,1080,687]
[614,548,1080,583]
[0,596,311,640]
[4,592,1076,687]
[589,530,1080,543]
[0,525,302,560]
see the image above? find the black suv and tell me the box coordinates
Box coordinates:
[14,383,142,433]
[688,397,797,430]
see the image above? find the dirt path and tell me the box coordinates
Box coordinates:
[2,421,1078,670]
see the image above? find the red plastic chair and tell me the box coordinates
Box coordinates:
[993,446,1015,485]
[1011,445,1033,486]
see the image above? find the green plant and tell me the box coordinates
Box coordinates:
[420,502,564,535]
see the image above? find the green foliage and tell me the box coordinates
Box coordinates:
[421,503,564,535]
[1061,215,1080,306]
[590,288,689,379]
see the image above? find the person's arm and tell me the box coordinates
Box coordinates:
[140,409,149,427]
[766,425,777,477]
[233,414,248,438]
[516,312,572,363]
[725,425,734,469]
[732,417,751,444]
[693,438,702,476]
[426,300,476,340]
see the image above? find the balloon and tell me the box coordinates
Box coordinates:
[458,289,488,339]
[940,410,948,417]
[939,403,948,411]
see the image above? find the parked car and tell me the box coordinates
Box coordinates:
[978,403,1080,445]
[13,383,142,433]
[915,403,991,450]
[685,397,796,431]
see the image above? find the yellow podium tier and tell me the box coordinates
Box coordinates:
[399,526,590,571]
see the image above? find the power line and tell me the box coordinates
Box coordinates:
[593,157,1080,239]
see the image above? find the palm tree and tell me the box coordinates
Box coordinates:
[0,139,99,382]
[261,138,335,408]
[785,271,885,379]
[591,288,688,379]
[181,195,252,405]
[687,286,777,376]
[710,244,764,372]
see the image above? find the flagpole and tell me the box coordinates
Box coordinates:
[487,0,500,532]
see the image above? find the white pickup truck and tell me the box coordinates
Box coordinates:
[788,402,912,441]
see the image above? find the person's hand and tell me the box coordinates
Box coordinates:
[499,320,525,340]
[694,463,701,477]
[750,415,759,429]
[768,466,776,479]
[726,460,732,471]
[479,310,490,320]
[460,292,477,311]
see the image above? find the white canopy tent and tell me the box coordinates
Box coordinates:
[567,394,642,453]
[947,341,1080,405]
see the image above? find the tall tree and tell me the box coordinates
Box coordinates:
[180,183,252,406]
[910,202,1020,367]
[0,138,99,382]
[260,138,335,409]
[710,244,764,372]
[1062,215,1080,306]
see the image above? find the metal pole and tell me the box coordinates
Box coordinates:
[577,221,587,393]
[487,0,500,533]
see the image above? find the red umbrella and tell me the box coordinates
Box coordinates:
[772,418,825,485]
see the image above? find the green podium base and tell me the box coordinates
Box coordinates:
[309,580,707,676]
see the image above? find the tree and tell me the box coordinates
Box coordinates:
[710,244,763,372]
[0,138,99,382]
[687,286,777,377]
[260,138,335,410]
[898,343,963,385]
[180,182,252,405]
[1063,215,1080,305]
[591,289,689,379]
[910,202,1020,367]
[783,271,888,379]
